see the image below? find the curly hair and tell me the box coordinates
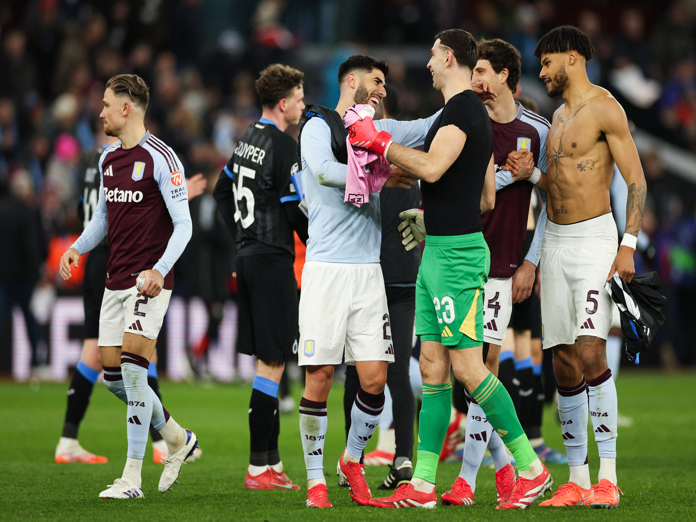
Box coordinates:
[478,39,522,94]
[534,26,595,61]
[105,74,150,110]
[255,64,304,109]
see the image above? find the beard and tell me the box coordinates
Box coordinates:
[547,64,569,97]
[354,83,371,105]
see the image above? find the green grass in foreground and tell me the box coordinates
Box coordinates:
[2,371,696,520]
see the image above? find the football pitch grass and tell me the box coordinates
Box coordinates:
[2,371,695,520]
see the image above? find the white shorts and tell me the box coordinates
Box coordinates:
[540,213,618,349]
[298,261,394,366]
[482,277,513,345]
[98,286,172,347]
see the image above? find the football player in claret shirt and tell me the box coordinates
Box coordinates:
[59,74,198,499]
[54,132,206,467]
[213,64,308,491]
[348,29,553,510]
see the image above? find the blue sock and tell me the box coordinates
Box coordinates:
[77,361,99,384]
[533,363,542,376]
[147,362,158,379]
[499,350,515,363]
[515,357,533,371]
[252,376,280,398]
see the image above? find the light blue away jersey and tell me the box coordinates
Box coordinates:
[300,111,440,264]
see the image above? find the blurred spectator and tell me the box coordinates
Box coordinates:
[0,172,45,369]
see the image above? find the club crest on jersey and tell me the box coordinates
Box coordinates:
[132,162,146,181]
[304,340,315,358]
[517,137,532,151]
[171,170,183,186]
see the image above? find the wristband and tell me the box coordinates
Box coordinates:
[620,233,637,250]
[529,167,541,185]
[383,140,392,159]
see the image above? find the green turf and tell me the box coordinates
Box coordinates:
[2,371,696,520]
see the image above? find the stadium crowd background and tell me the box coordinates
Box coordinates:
[1,0,695,377]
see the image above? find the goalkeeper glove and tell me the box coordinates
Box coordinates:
[397,209,426,251]
[347,105,393,158]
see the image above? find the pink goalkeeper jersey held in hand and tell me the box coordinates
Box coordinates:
[343,104,390,208]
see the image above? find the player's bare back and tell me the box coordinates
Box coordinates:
[546,87,617,224]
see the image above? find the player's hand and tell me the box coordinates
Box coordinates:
[471,80,498,101]
[385,165,417,189]
[397,209,426,251]
[512,260,536,303]
[186,173,207,200]
[503,149,535,181]
[607,245,636,283]
[59,248,80,281]
[137,269,164,297]
[346,105,393,158]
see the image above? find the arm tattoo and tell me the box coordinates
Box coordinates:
[625,182,646,236]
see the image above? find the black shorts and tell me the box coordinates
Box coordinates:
[509,229,542,339]
[236,253,298,362]
[83,245,108,339]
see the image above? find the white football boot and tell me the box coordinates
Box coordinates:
[158,430,199,492]
[99,478,143,499]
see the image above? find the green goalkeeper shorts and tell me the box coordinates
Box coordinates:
[415,232,490,349]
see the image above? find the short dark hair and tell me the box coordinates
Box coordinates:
[478,39,522,94]
[255,64,304,109]
[534,26,595,61]
[435,29,478,71]
[337,55,389,85]
[106,74,149,110]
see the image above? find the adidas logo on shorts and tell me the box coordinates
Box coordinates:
[129,320,144,332]
[580,318,595,330]
[385,344,394,355]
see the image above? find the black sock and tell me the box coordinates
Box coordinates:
[62,370,94,438]
[498,356,518,411]
[249,388,277,466]
[517,366,534,433]
[452,378,469,415]
[528,372,545,440]
[267,397,281,466]
[343,365,360,442]
[148,376,164,442]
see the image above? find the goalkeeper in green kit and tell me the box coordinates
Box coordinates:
[346,29,553,510]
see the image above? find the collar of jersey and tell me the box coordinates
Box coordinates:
[259,117,279,129]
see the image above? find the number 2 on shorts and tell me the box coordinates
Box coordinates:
[134,296,149,317]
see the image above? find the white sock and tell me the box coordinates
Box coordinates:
[380,385,394,428]
[271,461,283,473]
[519,457,543,480]
[557,380,589,467]
[346,388,384,461]
[159,417,187,454]
[459,402,494,492]
[411,477,435,493]
[122,457,143,487]
[248,464,268,476]
[299,397,327,482]
[588,370,618,484]
[376,428,396,454]
[606,336,622,380]
[598,457,617,485]
[121,354,152,461]
[569,464,591,489]
[487,430,510,471]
